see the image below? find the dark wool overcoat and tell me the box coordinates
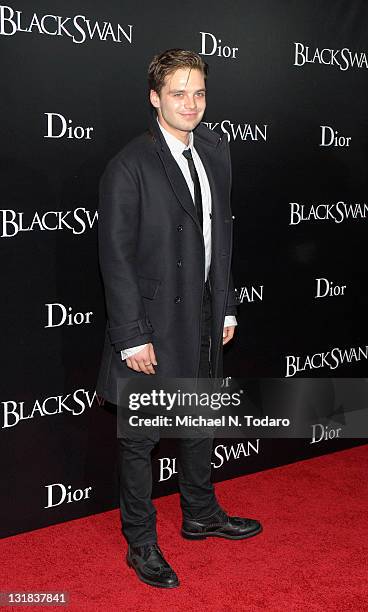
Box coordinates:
[96,113,238,405]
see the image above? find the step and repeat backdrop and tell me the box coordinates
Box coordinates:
[1,0,367,537]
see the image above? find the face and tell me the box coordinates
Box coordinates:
[150,67,206,143]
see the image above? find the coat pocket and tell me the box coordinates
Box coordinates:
[138,276,161,300]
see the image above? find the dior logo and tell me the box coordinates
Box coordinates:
[44,113,94,140]
[315,279,346,298]
[199,31,238,58]
[320,125,351,147]
[45,304,93,328]
[310,423,342,444]
[158,457,178,482]
[44,483,92,508]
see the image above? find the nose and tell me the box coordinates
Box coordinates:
[183,94,196,109]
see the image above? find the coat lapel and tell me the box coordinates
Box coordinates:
[194,138,220,217]
[149,115,201,232]
[194,134,232,254]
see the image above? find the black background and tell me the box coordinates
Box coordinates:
[1,0,367,537]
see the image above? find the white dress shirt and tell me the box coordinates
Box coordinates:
[121,118,237,361]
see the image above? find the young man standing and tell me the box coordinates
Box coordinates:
[97,49,262,588]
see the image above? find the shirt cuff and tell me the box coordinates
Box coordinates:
[121,344,148,361]
[224,315,237,328]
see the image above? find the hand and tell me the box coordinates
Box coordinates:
[126,343,157,374]
[223,325,235,345]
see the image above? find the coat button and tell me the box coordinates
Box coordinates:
[174,296,181,303]
[176,259,182,267]
[177,224,183,231]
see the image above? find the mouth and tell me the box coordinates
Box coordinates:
[180,112,198,117]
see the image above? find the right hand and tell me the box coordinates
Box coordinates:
[126,343,157,375]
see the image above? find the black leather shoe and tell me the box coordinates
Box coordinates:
[182,508,262,540]
[126,543,179,588]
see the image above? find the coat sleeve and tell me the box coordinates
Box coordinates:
[98,156,154,352]
[223,136,240,317]
[225,271,239,316]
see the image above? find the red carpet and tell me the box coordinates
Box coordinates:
[2,445,367,612]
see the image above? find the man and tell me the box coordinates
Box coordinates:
[97,49,262,589]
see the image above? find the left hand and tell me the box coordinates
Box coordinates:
[223,325,236,345]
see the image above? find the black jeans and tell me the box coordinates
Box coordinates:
[117,280,220,547]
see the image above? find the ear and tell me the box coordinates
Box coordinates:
[149,89,160,109]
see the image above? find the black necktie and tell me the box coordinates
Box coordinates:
[182,148,203,230]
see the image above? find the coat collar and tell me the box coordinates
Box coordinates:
[156,117,194,159]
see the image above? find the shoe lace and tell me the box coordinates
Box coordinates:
[142,544,174,575]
